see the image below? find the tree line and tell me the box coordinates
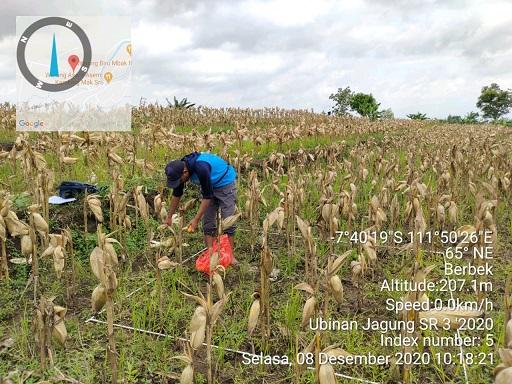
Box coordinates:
[329,83,512,125]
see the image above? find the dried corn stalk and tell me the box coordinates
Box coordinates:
[253,207,283,344]
[182,274,231,384]
[133,186,149,223]
[296,215,317,284]
[33,296,67,370]
[244,171,266,251]
[89,225,119,384]
[41,234,68,279]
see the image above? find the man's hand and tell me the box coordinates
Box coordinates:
[165,213,174,227]
[187,218,200,232]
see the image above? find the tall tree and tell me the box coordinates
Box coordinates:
[349,92,381,120]
[329,87,353,116]
[476,83,512,121]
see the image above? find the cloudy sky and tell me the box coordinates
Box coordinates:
[2,0,512,118]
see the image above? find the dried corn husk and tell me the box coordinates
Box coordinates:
[52,305,67,346]
[159,206,168,223]
[89,246,106,284]
[248,298,260,336]
[301,296,316,328]
[9,257,29,264]
[448,201,457,224]
[328,250,351,276]
[61,155,78,164]
[221,213,241,231]
[329,275,343,303]
[323,345,352,358]
[295,215,310,239]
[134,186,149,220]
[5,213,29,237]
[49,234,60,247]
[104,242,118,267]
[41,245,55,258]
[209,251,219,272]
[263,207,282,232]
[318,363,336,384]
[189,306,206,350]
[154,194,162,214]
[495,366,512,384]
[210,294,230,325]
[108,151,123,165]
[21,235,32,256]
[157,256,177,270]
[32,212,48,234]
[53,245,65,278]
[294,282,315,295]
[91,284,107,312]
[180,364,194,384]
[212,272,224,298]
[87,196,103,222]
[150,237,175,249]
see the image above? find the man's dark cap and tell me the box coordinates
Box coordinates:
[165,160,185,188]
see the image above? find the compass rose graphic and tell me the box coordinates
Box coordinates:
[17,17,92,92]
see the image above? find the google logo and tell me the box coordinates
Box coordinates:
[18,119,45,128]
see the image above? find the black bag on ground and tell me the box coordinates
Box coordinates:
[57,181,98,199]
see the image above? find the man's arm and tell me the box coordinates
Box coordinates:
[185,198,212,232]
[190,198,211,229]
[165,195,181,225]
[164,182,184,225]
[187,162,213,231]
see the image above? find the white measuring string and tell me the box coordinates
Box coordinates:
[85,317,381,384]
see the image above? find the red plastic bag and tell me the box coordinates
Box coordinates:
[195,234,233,275]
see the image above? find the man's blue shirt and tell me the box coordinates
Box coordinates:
[172,152,236,199]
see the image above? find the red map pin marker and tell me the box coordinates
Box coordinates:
[68,55,80,72]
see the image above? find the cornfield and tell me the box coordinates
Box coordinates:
[0,103,511,384]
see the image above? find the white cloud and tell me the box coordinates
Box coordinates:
[188,49,282,75]
[0,36,17,102]
[133,21,192,56]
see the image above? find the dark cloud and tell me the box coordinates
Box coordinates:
[0,0,124,39]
